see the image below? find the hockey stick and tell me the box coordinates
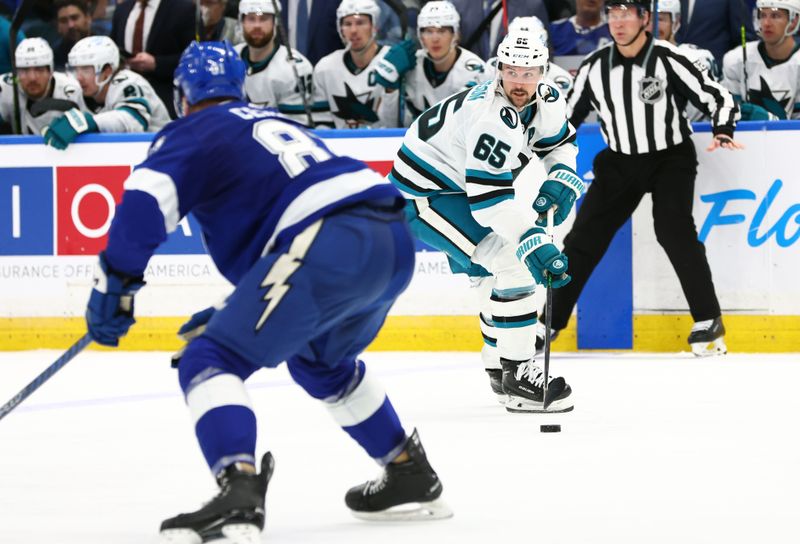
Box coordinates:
[382,0,409,127]
[542,207,566,410]
[741,1,750,102]
[29,98,80,117]
[270,0,314,127]
[9,0,36,134]
[196,0,203,41]
[0,333,92,422]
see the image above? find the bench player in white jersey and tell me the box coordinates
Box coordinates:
[312,0,396,128]
[388,30,585,413]
[43,36,170,150]
[485,17,575,95]
[234,0,315,126]
[373,1,487,126]
[650,0,719,121]
[722,0,800,120]
[0,38,85,135]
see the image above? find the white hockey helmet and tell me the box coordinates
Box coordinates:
[654,0,681,34]
[15,37,54,71]
[239,0,278,19]
[67,36,120,93]
[496,29,549,69]
[337,0,381,43]
[756,0,800,35]
[417,1,460,33]
[508,16,548,47]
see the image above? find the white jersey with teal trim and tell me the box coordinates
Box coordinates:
[678,43,719,121]
[722,40,800,120]
[312,45,396,129]
[0,71,86,135]
[90,69,170,133]
[485,57,574,95]
[234,42,314,126]
[404,47,488,118]
[390,78,578,245]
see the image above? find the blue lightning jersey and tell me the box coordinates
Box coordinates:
[105,102,399,282]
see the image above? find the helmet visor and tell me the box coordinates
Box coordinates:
[500,65,544,85]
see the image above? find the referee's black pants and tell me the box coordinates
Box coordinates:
[550,139,721,331]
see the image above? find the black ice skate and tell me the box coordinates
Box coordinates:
[688,317,727,357]
[160,452,274,544]
[502,359,573,413]
[345,428,453,521]
[485,368,506,404]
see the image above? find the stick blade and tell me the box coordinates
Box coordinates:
[543,376,566,410]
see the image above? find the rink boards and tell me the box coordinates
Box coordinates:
[0,122,798,352]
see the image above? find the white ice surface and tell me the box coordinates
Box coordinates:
[1,350,799,544]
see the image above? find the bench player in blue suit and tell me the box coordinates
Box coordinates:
[84,42,452,543]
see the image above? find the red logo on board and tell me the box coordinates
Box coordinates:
[56,166,131,255]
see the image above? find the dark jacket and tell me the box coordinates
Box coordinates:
[111,0,196,118]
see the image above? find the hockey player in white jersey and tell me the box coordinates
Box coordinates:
[650,0,719,121]
[43,36,170,150]
[722,0,800,120]
[388,30,584,413]
[0,38,85,135]
[313,0,396,128]
[374,1,487,126]
[486,16,575,95]
[234,0,315,126]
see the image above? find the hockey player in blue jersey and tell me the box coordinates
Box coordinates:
[83,41,452,543]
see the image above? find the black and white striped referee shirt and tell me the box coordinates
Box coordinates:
[567,34,740,155]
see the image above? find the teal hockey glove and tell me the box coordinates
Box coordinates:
[375,39,417,89]
[43,108,98,150]
[515,228,571,288]
[533,168,584,226]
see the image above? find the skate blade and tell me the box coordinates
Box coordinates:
[691,337,727,357]
[221,523,262,544]
[159,528,202,544]
[351,498,454,521]
[505,396,574,413]
[495,393,509,405]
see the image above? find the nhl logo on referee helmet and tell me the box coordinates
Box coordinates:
[638,76,664,104]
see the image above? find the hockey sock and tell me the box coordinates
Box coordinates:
[179,337,258,476]
[289,358,407,465]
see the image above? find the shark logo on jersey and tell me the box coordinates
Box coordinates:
[553,75,571,92]
[537,83,559,103]
[332,82,379,124]
[500,106,518,129]
[639,77,664,104]
[751,76,791,120]
[465,59,485,73]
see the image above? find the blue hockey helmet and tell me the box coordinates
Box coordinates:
[173,41,246,117]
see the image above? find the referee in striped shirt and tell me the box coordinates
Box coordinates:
[548,0,745,355]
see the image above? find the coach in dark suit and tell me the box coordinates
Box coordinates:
[675,0,757,63]
[280,0,341,66]
[111,0,196,118]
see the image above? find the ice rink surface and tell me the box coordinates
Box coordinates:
[1,349,799,544]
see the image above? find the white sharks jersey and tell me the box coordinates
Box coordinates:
[235,42,314,126]
[722,40,800,120]
[404,47,488,119]
[485,56,574,95]
[88,69,170,133]
[389,78,578,244]
[312,45,396,129]
[678,43,720,121]
[0,71,86,134]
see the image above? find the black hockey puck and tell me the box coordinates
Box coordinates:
[540,424,561,433]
